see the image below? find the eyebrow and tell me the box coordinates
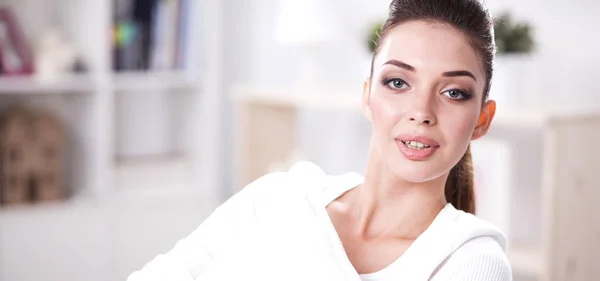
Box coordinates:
[383,59,415,72]
[382,59,477,82]
[443,70,477,81]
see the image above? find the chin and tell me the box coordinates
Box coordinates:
[386,154,449,183]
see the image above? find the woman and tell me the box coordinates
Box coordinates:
[128,0,511,280]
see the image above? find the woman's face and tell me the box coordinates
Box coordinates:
[363,20,495,183]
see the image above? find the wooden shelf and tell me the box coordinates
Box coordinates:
[0,74,97,95]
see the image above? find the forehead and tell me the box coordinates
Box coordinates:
[375,20,484,79]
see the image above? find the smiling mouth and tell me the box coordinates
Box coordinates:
[400,140,431,150]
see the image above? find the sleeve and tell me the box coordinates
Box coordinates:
[436,253,513,281]
[126,173,280,281]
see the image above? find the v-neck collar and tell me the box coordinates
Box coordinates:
[313,173,457,281]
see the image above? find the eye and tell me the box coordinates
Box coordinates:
[443,89,472,100]
[383,78,409,90]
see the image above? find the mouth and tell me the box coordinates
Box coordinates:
[396,135,439,148]
[395,136,440,160]
[400,140,431,150]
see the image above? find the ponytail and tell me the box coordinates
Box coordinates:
[445,144,476,214]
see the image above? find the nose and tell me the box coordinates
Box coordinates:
[409,115,434,125]
[407,93,436,126]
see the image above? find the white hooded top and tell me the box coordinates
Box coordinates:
[127,161,512,281]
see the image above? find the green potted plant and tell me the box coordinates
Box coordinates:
[359,21,384,77]
[493,12,535,55]
[491,12,536,108]
[367,21,383,54]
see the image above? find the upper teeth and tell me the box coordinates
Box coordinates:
[403,141,430,149]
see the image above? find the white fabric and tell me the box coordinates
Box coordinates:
[127,161,512,281]
[358,228,511,281]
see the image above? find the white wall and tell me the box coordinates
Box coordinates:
[248,0,390,87]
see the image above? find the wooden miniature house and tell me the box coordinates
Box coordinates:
[0,107,66,205]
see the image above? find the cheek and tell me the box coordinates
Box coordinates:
[369,94,402,136]
[443,109,479,145]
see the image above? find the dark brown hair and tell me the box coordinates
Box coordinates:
[370,0,496,214]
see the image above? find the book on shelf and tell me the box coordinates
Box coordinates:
[0,7,35,76]
[112,0,195,72]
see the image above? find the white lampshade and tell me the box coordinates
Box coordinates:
[274,0,336,46]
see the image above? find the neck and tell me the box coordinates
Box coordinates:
[348,144,448,239]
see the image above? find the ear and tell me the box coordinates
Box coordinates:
[471,100,496,140]
[362,78,373,122]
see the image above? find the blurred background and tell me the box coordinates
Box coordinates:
[0,0,598,280]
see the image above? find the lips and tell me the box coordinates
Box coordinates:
[395,135,440,147]
[395,135,440,160]
[401,140,431,149]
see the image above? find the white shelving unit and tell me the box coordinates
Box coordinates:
[232,86,600,281]
[0,0,224,280]
[0,0,223,200]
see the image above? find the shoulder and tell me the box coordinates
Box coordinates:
[431,205,512,280]
[243,161,328,197]
[237,161,333,213]
[440,205,508,252]
[241,161,363,218]
[245,161,362,200]
[432,236,512,281]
